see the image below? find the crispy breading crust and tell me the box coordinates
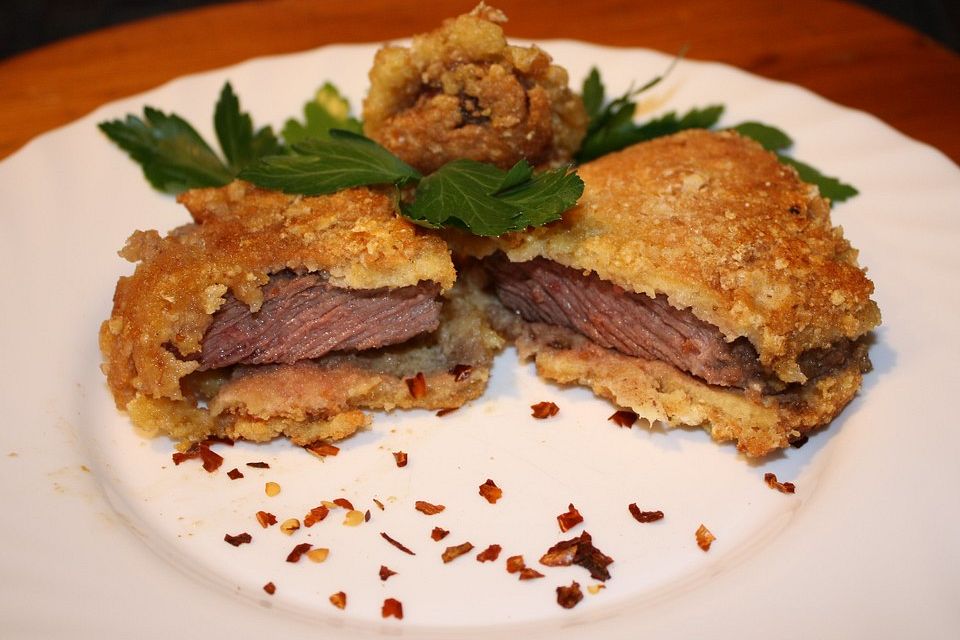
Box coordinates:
[483,296,868,457]
[100,181,455,406]
[362,3,587,174]
[451,130,880,384]
[110,278,504,449]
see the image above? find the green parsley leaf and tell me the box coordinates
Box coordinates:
[214,82,282,172]
[498,158,535,191]
[101,81,283,194]
[731,121,793,151]
[403,160,514,232]
[496,165,586,228]
[238,129,421,195]
[99,107,233,194]
[581,67,605,122]
[778,156,859,202]
[731,121,857,201]
[402,159,583,236]
[577,105,724,163]
[576,68,858,203]
[282,82,364,145]
[577,53,688,162]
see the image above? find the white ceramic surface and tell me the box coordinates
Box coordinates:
[2,42,958,639]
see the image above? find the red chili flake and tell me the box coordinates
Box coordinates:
[379,565,397,581]
[540,531,614,581]
[556,581,584,609]
[450,364,473,381]
[263,582,276,595]
[696,524,716,551]
[198,445,224,472]
[171,450,198,465]
[531,401,559,419]
[171,442,223,472]
[405,372,427,399]
[255,511,277,528]
[415,500,445,515]
[557,503,584,532]
[393,451,408,468]
[329,591,346,609]
[436,407,458,417]
[171,443,202,465]
[286,543,312,563]
[224,532,252,547]
[519,567,545,580]
[373,498,385,511]
[506,555,526,574]
[227,467,243,480]
[628,503,664,523]
[476,544,502,562]
[303,505,330,527]
[305,442,340,457]
[478,479,502,504]
[382,597,403,620]
[333,498,355,511]
[608,410,639,428]
[381,532,416,555]
[246,461,270,469]
[441,542,474,563]
[431,527,449,541]
[364,509,371,522]
[764,472,797,494]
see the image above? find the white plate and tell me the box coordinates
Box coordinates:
[2,42,959,639]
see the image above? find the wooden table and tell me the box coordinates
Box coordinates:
[1,0,958,164]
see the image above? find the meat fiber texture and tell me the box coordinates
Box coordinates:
[99,181,476,448]
[198,273,442,369]
[362,3,587,174]
[451,130,881,385]
[476,279,870,457]
[484,254,767,390]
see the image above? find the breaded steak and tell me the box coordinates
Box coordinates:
[99,181,501,448]
[455,130,880,456]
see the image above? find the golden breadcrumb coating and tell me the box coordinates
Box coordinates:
[105,276,503,449]
[452,130,880,384]
[485,298,869,457]
[100,181,455,408]
[362,3,587,174]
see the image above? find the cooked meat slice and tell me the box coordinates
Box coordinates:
[484,254,764,388]
[199,273,441,369]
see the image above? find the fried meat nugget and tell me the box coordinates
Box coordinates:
[362,3,587,174]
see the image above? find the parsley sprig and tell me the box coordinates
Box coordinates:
[402,159,584,235]
[240,133,582,235]
[281,82,364,144]
[99,83,280,193]
[100,62,857,237]
[238,130,422,195]
[577,67,858,202]
[100,82,582,236]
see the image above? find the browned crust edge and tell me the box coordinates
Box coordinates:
[483,290,868,457]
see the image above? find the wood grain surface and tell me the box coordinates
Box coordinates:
[1,0,958,163]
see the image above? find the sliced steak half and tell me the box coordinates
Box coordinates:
[484,254,764,389]
[199,272,441,370]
